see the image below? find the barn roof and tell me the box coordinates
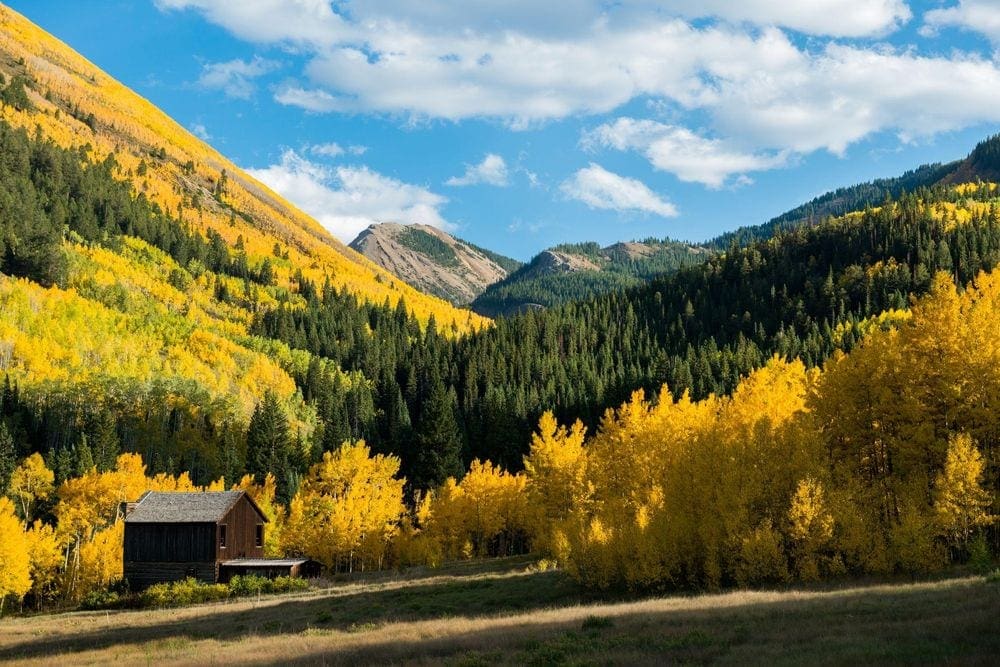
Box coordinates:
[125,490,265,524]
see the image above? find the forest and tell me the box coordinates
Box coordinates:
[1,267,997,611]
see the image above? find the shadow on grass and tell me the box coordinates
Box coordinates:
[2,570,998,664]
[285,576,1000,666]
[0,567,590,661]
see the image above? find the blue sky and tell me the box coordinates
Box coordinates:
[9,1,1000,260]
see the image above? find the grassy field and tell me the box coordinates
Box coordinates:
[1,558,998,665]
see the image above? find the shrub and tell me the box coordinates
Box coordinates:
[228,574,308,598]
[140,578,229,608]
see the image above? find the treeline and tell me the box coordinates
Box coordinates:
[0,118,273,288]
[472,239,707,315]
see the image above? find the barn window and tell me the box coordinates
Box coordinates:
[255,524,264,548]
[219,524,227,549]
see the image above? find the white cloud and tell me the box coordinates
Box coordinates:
[190,122,211,141]
[273,85,345,112]
[445,153,509,186]
[309,142,344,157]
[923,1,1000,44]
[560,164,678,218]
[585,118,787,188]
[155,0,351,46]
[246,150,451,240]
[197,56,278,99]
[162,1,1000,171]
[651,0,911,38]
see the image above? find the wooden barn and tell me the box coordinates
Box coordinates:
[123,490,317,590]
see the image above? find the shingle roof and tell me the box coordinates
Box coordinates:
[125,491,246,523]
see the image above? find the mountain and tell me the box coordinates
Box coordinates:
[710,133,1000,248]
[349,223,521,305]
[471,238,710,316]
[0,6,482,331]
[0,5,483,485]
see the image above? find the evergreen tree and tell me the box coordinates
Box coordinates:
[412,374,463,490]
[89,410,119,472]
[246,391,292,499]
[0,422,15,492]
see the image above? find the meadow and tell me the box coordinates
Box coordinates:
[1,558,997,666]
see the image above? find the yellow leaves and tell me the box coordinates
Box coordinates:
[788,478,834,545]
[933,433,994,546]
[77,521,123,598]
[281,442,405,571]
[7,453,54,526]
[24,520,61,603]
[0,496,31,611]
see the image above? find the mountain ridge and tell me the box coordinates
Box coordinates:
[349,222,520,305]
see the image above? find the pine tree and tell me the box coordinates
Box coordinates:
[412,373,464,490]
[89,410,119,472]
[0,422,15,493]
[246,391,291,499]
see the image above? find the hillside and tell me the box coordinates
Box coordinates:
[0,6,482,330]
[471,238,710,316]
[349,222,520,305]
[710,134,1000,248]
[0,5,484,489]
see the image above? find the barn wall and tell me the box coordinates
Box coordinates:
[123,561,217,590]
[124,523,215,562]
[217,496,266,561]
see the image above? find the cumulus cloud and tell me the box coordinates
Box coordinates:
[273,85,345,112]
[922,1,1000,44]
[246,150,450,240]
[196,56,278,99]
[161,1,1000,184]
[651,0,911,38]
[585,118,787,188]
[445,154,509,187]
[560,164,678,218]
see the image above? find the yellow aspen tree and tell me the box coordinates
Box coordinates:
[0,497,31,616]
[934,433,994,550]
[787,478,835,581]
[24,520,62,608]
[282,442,405,572]
[6,453,55,527]
[523,411,587,559]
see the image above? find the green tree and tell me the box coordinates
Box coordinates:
[246,391,292,499]
[413,375,463,490]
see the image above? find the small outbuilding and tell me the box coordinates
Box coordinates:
[123,490,271,590]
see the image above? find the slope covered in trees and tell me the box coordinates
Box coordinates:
[254,180,1000,481]
[709,134,1000,249]
[471,238,710,316]
[0,5,481,332]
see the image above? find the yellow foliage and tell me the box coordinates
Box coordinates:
[24,520,61,605]
[0,497,31,612]
[6,452,54,526]
[934,433,994,547]
[281,442,405,572]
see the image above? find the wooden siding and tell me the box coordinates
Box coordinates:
[218,561,321,583]
[124,523,215,562]
[216,495,266,561]
[124,561,217,590]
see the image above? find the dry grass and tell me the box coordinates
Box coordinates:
[1,558,998,665]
